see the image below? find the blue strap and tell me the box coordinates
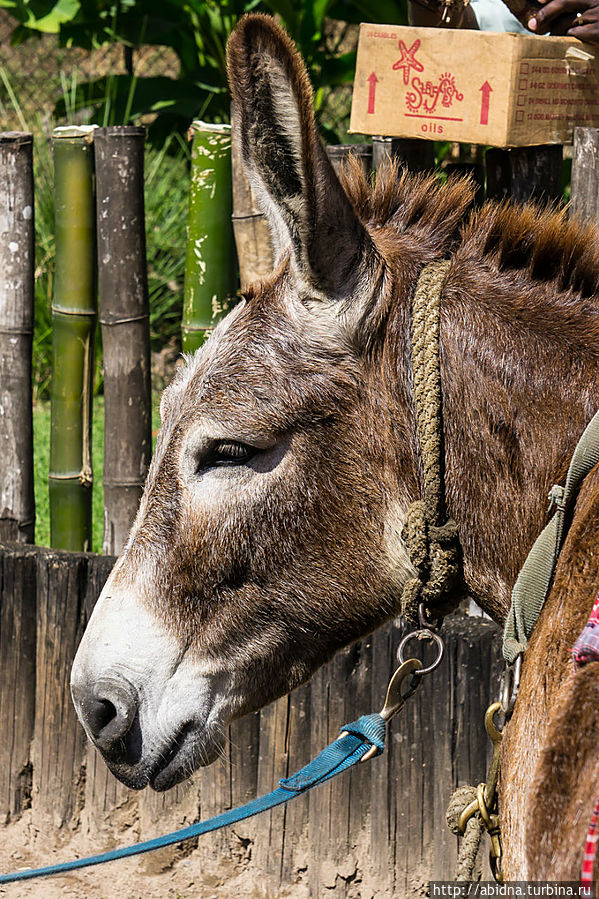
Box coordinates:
[0,713,386,884]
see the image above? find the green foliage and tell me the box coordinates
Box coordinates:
[144,133,189,355]
[1,0,80,34]
[2,0,408,140]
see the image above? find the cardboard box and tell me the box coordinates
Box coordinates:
[349,24,599,146]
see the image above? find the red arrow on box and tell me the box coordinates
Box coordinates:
[479,81,493,125]
[367,72,379,115]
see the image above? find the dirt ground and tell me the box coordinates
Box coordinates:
[0,812,311,899]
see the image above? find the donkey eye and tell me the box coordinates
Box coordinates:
[202,441,257,470]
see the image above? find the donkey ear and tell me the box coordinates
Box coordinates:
[227,14,372,303]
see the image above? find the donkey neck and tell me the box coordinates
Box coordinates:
[440,264,598,621]
[375,249,599,624]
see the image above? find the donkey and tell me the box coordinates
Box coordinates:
[71,14,599,879]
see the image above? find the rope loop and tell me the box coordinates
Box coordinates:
[446,786,484,881]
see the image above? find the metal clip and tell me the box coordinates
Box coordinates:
[352,658,424,762]
[380,658,424,722]
[350,626,444,763]
[476,783,503,879]
[499,654,522,718]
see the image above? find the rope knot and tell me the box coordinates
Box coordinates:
[401,500,462,625]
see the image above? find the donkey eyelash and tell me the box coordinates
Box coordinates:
[200,441,258,471]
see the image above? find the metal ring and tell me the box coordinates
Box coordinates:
[397,629,445,674]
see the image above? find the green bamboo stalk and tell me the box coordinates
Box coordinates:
[182,121,238,353]
[49,126,97,551]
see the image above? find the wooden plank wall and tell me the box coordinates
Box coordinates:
[0,541,502,896]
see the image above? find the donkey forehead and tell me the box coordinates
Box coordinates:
[163,281,360,433]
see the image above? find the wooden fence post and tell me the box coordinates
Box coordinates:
[372,136,435,173]
[0,544,37,823]
[326,143,373,180]
[94,126,152,556]
[0,132,35,544]
[485,145,563,204]
[570,127,599,222]
[31,548,113,829]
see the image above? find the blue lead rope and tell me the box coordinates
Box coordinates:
[0,713,387,885]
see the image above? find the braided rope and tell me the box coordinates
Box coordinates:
[411,260,450,523]
[400,260,463,625]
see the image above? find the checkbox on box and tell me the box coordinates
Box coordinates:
[519,78,528,91]
[517,94,525,106]
[520,62,529,74]
[515,110,524,123]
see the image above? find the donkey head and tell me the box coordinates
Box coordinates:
[71,15,419,791]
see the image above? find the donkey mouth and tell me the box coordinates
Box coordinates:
[148,722,222,791]
[99,721,221,792]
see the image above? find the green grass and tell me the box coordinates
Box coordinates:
[33,398,161,554]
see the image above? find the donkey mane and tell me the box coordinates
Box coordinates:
[341,158,599,356]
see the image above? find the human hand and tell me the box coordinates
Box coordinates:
[527,0,599,42]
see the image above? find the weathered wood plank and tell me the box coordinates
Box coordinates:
[344,636,374,896]
[369,624,395,897]
[571,127,599,223]
[278,683,311,888]
[485,145,563,204]
[372,136,435,173]
[0,543,36,822]
[31,548,112,829]
[253,693,291,882]
[231,107,275,290]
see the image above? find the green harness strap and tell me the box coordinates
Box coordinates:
[503,408,599,664]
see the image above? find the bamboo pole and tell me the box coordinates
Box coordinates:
[231,110,274,290]
[0,132,35,544]
[49,126,97,552]
[94,126,152,555]
[182,121,238,353]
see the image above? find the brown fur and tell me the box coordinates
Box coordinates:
[500,463,599,878]
[109,14,599,875]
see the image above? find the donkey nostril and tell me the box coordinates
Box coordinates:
[75,681,139,754]
[87,698,118,738]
